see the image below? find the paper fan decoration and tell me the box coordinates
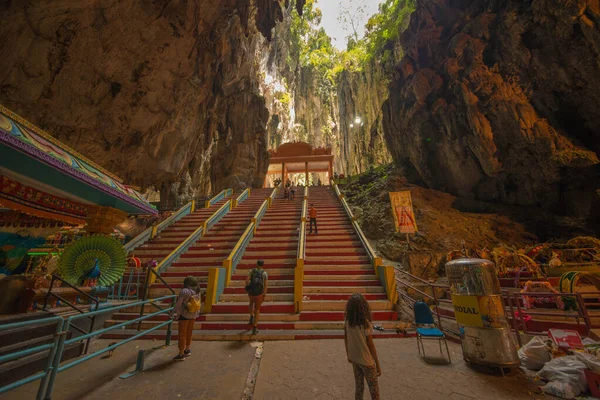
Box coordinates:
[57,235,127,286]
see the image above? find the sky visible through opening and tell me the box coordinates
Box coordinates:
[317,0,384,49]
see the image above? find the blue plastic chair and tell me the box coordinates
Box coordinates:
[413,301,451,363]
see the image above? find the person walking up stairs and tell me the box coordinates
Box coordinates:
[245,260,268,335]
[309,203,318,235]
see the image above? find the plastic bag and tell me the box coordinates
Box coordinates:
[540,381,576,399]
[518,336,551,370]
[573,351,600,374]
[536,355,588,397]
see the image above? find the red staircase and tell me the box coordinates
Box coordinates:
[104,189,272,336]
[104,187,408,340]
[190,193,302,336]
[301,186,402,338]
[129,199,231,269]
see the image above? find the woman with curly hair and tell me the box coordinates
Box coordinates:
[344,293,381,400]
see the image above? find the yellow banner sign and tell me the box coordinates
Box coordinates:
[389,191,417,233]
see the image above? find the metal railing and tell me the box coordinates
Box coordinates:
[123,201,195,253]
[0,295,176,400]
[295,195,307,312]
[395,268,451,329]
[205,188,233,208]
[44,295,176,399]
[0,316,64,399]
[203,200,232,233]
[156,225,205,275]
[138,267,177,330]
[42,275,101,353]
[508,291,593,346]
[223,222,255,286]
[268,185,279,207]
[233,188,250,208]
[252,199,268,234]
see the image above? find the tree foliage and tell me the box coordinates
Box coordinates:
[291,0,415,79]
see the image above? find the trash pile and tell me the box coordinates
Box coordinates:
[519,329,600,398]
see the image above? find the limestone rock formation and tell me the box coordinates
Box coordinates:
[383,0,600,219]
[0,0,283,206]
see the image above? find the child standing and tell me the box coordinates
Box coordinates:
[171,276,201,361]
[344,293,381,400]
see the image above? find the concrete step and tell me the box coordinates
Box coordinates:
[303,286,385,294]
[102,328,410,341]
[219,293,293,302]
[302,300,393,311]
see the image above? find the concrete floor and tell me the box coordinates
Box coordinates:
[1,338,543,400]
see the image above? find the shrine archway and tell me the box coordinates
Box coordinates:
[265,142,334,187]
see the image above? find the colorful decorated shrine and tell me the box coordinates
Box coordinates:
[265,141,334,186]
[0,105,155,313]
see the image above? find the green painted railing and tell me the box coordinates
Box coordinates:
[123,200,194,253]
[233,188,250,207]
[203,200,232,233]
[222,222,255,286]
[0,295,176,400]
[205,188,233,208]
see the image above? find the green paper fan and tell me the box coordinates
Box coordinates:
[57,235,127,286]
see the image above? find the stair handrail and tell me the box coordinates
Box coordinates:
[123,200,195,253]
[42,275,101,354]
[333,184,342,198]
[295,197,308,313]
[138,265,177,330]
[267,184,279,207]
[153,200,232,276]
[0,315,65,399]
[203,199,232,233]
[252,199,269,234]
[42,294,177,399]
[155,225,204,275]
[395,268,449,331]
[233,188,250,208]
[222,222,255,286]
[205,188,233,208]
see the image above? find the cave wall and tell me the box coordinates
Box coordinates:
[383,0,600,218]
[336,61,394,176]
[0,0,283,206]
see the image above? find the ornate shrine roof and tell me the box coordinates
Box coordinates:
[0,105,156,215]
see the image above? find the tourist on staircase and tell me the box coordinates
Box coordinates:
[345,293,381,400]
[171,276,201,361]
[309,203,318,235]
[245,259,268,335]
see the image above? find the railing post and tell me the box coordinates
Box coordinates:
[295,259,304,313]
[204,268,224,313]
[190,200,195,213]
[505,291,522,347]
[222,259,232,286]
[373,256,382,278]
[44,319,69,400]
[378,265,398,304]
[150,224,158,239]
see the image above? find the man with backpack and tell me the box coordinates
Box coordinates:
[245,259,268,335]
